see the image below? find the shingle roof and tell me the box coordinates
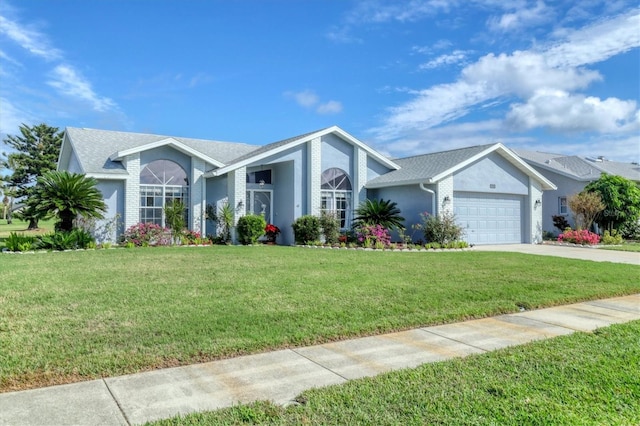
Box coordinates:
[65,127,258,175]
[514,149,640,182]
[367,144,493,186]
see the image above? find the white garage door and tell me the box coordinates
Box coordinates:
[454,192,524,245]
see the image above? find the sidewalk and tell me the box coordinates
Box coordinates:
[1,294,638,426]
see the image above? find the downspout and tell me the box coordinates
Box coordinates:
[419,182,436,215]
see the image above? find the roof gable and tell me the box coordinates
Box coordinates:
[207,126,400,177]
[367,143,556,190]
[109,137,225,168]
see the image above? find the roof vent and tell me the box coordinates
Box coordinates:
[596,156,605,162]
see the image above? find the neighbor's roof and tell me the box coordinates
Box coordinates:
[63,127,258,175]
[514,149,640,182]
[366,143,556,190]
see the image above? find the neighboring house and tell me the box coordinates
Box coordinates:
[57,126,555,245]
[514,150,640,234]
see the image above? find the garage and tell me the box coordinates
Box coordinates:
[454,192,524,245]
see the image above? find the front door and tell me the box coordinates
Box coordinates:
[246,190,272,223]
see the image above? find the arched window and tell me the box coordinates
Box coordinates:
[140,159,189,227]
[321,168,352,228]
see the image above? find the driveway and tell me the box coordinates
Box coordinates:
[473,244,640,265]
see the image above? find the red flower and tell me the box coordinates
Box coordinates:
[265,224,280,236]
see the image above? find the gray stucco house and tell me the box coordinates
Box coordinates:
[57,126,555,245]
[514,150,640,235]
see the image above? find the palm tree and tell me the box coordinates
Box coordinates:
[353,198,405,231]
[35,171,107,232]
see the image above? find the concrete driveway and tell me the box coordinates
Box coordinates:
[473,244,640,265]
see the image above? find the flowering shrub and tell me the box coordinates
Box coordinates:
[557,229,600,245]
[264,224,280,242]
[182,230,207,245]
[121,223,171,247]
[356,224,391,247]
[414,211,464,245]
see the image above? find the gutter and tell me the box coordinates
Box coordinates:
[419,183,436,215]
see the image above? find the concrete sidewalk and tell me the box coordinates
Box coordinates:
[1,294,638,426]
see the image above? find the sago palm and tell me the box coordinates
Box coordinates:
[353,198,405,231]
[35,171,107,232]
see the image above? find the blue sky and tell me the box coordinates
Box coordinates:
[1,0,638,162]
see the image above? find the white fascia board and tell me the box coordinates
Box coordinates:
[86,173,128,180]
[109,138,225,168]
[207,126,400,178]
[57,130,86,174]
[365,177,435,189]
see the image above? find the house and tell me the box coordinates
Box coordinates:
[57,126,555,245]
[514,150,640,235]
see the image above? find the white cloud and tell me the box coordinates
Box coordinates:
[505,90,639,133]
[47,64,116,112]
[419,50,471,69]
[0,14,61,61]
[487,1,552,32]
[285,90,342,115]
[372,9,640,143]
[0,96,35,134]
[317,100,343,114]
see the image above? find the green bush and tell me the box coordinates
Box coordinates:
[319,211,340,244]
[292,215,321,244]
[417,211,464,245]
[4,232,36,252]
[601,230,623,245]
[237,214,266,245]
[36,229,95,251]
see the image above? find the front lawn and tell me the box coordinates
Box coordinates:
[600,242,640,252]
[1,246,639,393]
[152,320,640,425]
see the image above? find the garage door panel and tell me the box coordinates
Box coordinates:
[454,192,523,245]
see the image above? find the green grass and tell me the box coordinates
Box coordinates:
[1,246,639,392]
[0,218,55,248]
[600,242,640,252]
[150,320,640,425]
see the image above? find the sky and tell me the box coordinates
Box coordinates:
[1,0,639,163]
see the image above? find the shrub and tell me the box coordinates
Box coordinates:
[4,232,36,252]
[558,229,600,245]
[319,211,340,244]
[121,223,170,247]
[353,198,405,231]
[417,211,464,245]
[36,229,95,251]
[182,230,206,245]
[237,214,266,245]
[552,215,570,232]
[164,199,186,241]
[292,215,321,244]
[619,220,640,240]
[601,230,623,245]
[356,224,391,247]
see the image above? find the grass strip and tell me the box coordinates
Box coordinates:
[151,320,640,425]
[1,246,639,392]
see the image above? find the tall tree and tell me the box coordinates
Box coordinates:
[585,174,640,233]
[1,123,63,228]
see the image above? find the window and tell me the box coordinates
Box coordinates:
[559,197,568,215]
[140,160,189,227]
[247,169,272,185]
[321,168,352,228]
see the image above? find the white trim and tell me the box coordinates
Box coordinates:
[109,138,225,168]
[86,173,128,180]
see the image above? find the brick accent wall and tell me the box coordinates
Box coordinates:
[354,147,368,205]
[529,177,543,243]
[437,174,454,214]
[191,158,205,233]
[123,153,140,230]
[308,137,321,216]
[228,166,246,223]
